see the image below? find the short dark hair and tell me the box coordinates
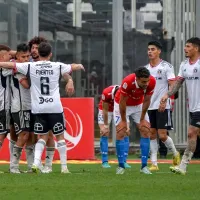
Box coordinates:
[186,37,200,51]
[135,67,150,78]
[0,44,11,52]
[17,43,29,52]
[38,42,52,57]
[148,41,162,50]
[28,36,47,50]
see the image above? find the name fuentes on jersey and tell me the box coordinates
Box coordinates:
[36,70,53,75]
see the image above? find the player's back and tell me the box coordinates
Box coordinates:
[28,61,66,114]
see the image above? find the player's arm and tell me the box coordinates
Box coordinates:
[140,94,151,121]
[102,101,109,126]
[71,63,85,71]
[0,62,15,69]
[63,73,74,96]
[20,78,29,89]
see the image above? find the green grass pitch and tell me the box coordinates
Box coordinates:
[0,163,200,200]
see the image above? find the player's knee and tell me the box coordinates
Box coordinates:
[139,126,149,138]
[116,132,125,140]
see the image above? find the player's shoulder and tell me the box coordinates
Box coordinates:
[102,85,113,94]
[180,58,189,67]
[123,73,135,82]
[149,75,156,85]
[161,60,173,69]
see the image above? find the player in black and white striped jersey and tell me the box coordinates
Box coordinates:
[0,45,12,173]
[0,42,84,173]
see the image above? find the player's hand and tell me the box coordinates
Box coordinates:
[159,94,168,112]
[101,125,110,136]
[65,79,74,96]
[116,121,127,136]
[71,64,85,71]
[139,119,150,131]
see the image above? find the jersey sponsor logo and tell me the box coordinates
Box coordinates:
[54,107,83,151]
[39,97,54,104]
[155,77,162,80]
[185,77,199,80]
[123,82,128,89]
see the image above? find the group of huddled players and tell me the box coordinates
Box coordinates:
[0,36,84,174]
[98,37,200,175]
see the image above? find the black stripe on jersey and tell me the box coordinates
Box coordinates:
[26,64,31,88]
[59,65,62,82]
[1,69,7,110]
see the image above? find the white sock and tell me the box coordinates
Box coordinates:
[163,136,177,156]
[34,139,46,167]
[180,151,193,171]
[150,139,158,166]
[11,145,23,169]
[57,140,67,169]
[25,145,34,170]
[9,140,16,167]
[45,147,55,167]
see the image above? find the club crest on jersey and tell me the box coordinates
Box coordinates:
[102,94,105,100]
[193,68,198,73]
[123,82,128,89]
[157,70,162,74]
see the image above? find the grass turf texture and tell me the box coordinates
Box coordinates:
[0,163,200,200]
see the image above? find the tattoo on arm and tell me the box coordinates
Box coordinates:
[168,78,184,97]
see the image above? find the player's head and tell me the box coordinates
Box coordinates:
[16,43,30,63]
[0,45,11,62]
[38,42,52,59]
[147,41,162,60]
[135,66,150,89]
[28,36,47,60]
[184,37,200,58]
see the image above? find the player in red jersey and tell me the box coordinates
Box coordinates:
[98,85,131,168]
[114,67,156,174]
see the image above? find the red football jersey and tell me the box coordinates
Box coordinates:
[115,74,156,106]
[98,85,118,112]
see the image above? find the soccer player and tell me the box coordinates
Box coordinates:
[28,36,55,172]
[145,41,180,171]
[0,45,12,173]
[159,37,200,175]
[114,67,156,174]
[8,43,35,173]
[98,85,131,168]
[0,42,84,173]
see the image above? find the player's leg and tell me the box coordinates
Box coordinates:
[170,125,199,175]
[42,131,55,173]
[32,114,49,173]
[25,113,36,172]
[98,109,111,168]
[10,111,30,173]
[148,110,159,171]
[133,105,151,174]
[50,113,69,173]
[124,122,131,168]
[9,117,18,171]
[114,102,130,174]
[157,110,180,166]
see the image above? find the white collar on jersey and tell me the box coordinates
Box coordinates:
[111,85,119,99]
[135,80,139,88]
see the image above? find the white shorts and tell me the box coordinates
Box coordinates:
[98,109,113,125]
[113,101,149,126]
